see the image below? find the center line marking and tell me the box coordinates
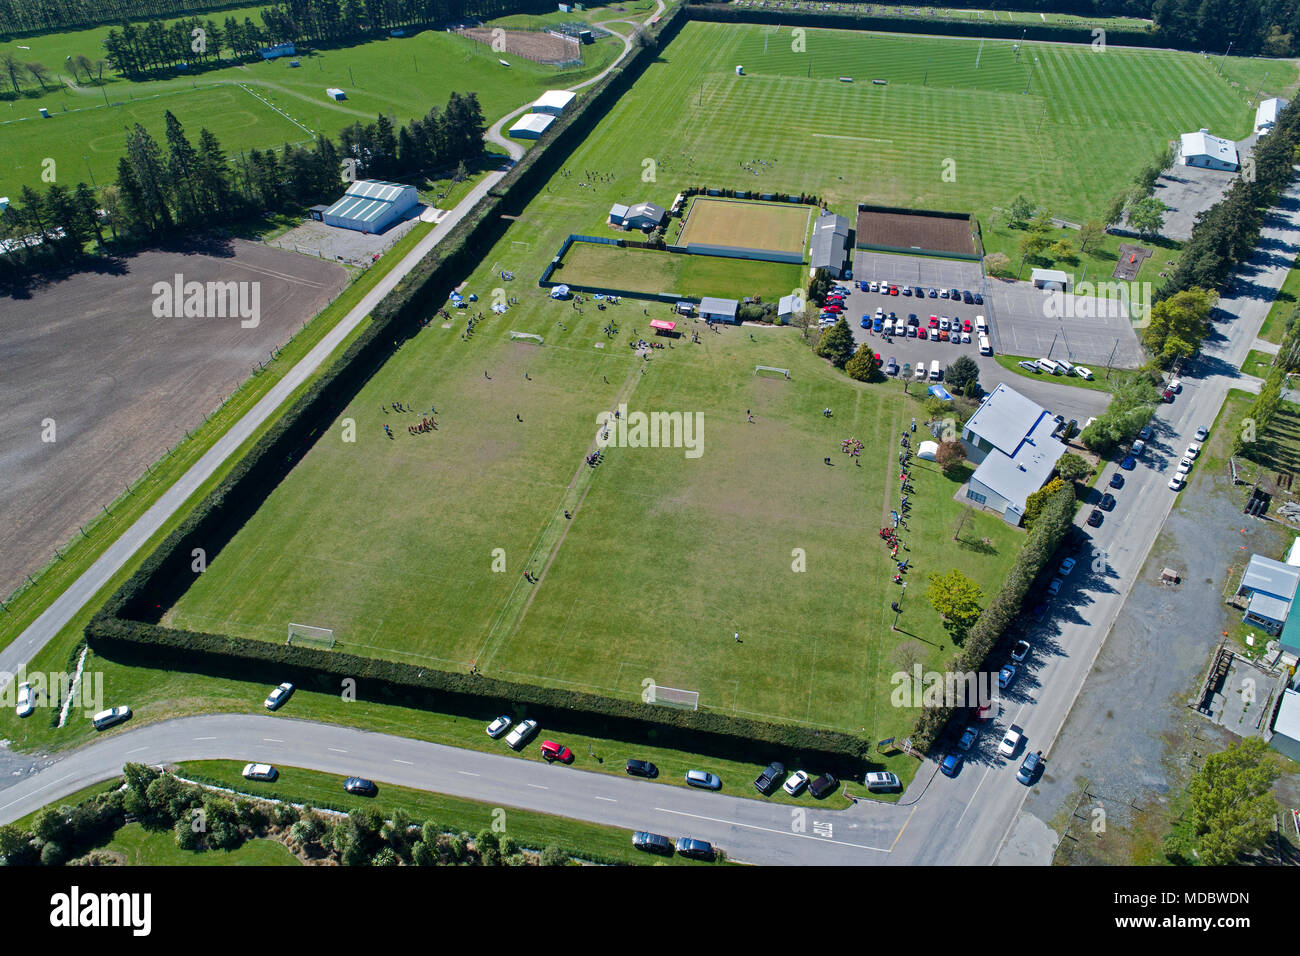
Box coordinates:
[262,738,283,743]
[328,748,348,753]
[393,758,413,765]
[193,736,216,740]
[528,783,549,790]
[457,770,480,777]
[594,796,617,802]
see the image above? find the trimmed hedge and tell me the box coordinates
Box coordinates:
[909,483,1077,752]
[87,2,870,776]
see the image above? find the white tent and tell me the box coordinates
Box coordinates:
[917,440,939,461]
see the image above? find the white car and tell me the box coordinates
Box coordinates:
[783,770,810,795]
[1185,443,1201,459]
[1169,474,1186,490]
[999,727,1024,757]
[1131,439,1146,457]
[486,715,512,739]
[15,682,34,718]
[242,763,278,781]
[1074,366,1094,380]
[869,281,879,292]
[264,682,294,711]
[91,706,131,730]
[1195,426,1209,442]
[939,316,951,331]
[1168,378,1182,393]
[914,363,927,381]
[1177,457,1193,475]
[960,330,971,344]
[504,718,538,750]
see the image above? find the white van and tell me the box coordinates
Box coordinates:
[1038,358,1062,375]
[1055,358,1075,375]
[929,359,942,381]
[914,361,927,381]
[978,333,992,355]
[975,314,987,333]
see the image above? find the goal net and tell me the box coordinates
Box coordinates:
[510,331,544,344]
[652,685,699,710]
[287,622,335,649]
[755,365,790,379]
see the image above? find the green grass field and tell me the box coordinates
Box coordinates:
[0,9,623,193]
[158,19,1284,739]
[678,197,811,252]
[100,823,302,865]
[556,240,803,299]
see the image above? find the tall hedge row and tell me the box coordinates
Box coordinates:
[87,3,872,774]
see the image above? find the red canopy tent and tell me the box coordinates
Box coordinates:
[650,319,678,336]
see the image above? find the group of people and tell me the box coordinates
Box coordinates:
[409,417,438,435]
[585,450,603,468]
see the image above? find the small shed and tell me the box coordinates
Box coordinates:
[698,296,739,324]
[326,87,346,101]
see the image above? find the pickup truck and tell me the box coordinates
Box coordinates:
[754,761,786,795]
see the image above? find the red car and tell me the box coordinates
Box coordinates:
[874,352,883,366]
[1163,388,1175,403]
[889,286,899,295]
[961,319,972,333]
[939,330,950,342]
[928,315,939,328]
[825,304,843,313]
[540,740,574,763]
[917,327,928,339]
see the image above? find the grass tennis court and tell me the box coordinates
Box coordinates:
[554,241,803,300]
[677,197,811,254]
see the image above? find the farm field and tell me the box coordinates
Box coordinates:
[0,10,622,193]
[555,240,802,299]
[156,19,1282,739]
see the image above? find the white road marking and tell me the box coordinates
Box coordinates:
[392,758,413,765]
[528,783,548,790]
[0,771,79,813]
[655,807,891,853]
[193,736,217,740]
[594,795,617,802]
[125,746,148,754]
[262,738,283,743]
[328,748,348,753]
[457,770,480,777]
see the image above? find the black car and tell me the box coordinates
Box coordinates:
[754,761,786,795]
[674,837,715,860]
[1017,751,1044,785]
[343,777,378,797]
[914,286,924,297]
[1087,508,1104,527]
[1108,472,1124,489]
[973,292,984,305]
[632,831,674,855]
[1100,493,1116,511]
[625,758,659,779]
[808,773,839,799]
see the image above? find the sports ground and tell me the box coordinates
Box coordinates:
[677,197,811,254]
[555,241,802,300]
[162,20,1290,737]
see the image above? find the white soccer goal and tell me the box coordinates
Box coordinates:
[652,685,700,710]
[287,622,335,649]
[510,331,544,344]
[755,365,790,379]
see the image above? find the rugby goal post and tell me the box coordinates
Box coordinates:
[755,365,790,379]
[287,622,335,649]
[510,331,544,344]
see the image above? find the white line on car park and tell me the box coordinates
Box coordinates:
[655,807,892,853]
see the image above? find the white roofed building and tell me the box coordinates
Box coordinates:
[1180,129,1239,171]
[532,89,577,116]
[508,113,556,139]
[960,383,1069,525]
[1256,97,1289,135]
[322,180,419,234]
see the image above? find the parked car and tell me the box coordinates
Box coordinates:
[927,288,938,298]
[865,771,901,791]
[958,726,979,751]
[1119,457,1136,471]
[999,665,1016,689]
[1109,472,1124,489]
[1087,508,1105,526]
[15,682,34,718]
[1100,493,1116,511]
[1163,388,1176,403]
[91,706,131,731]
[685,769,722,790]
[675,837,715,860]
[902,285,913,296]
[861,316,870,329]
[1195,426,1209,442]
[999,727,1024,757]
[632,831,674,855]
[1185,443,1201,459]
[1131,439,1146,457]
[540,740,574,763]
[486,715,512,739]
[1018,360,1041,373]
[1047,578,1063,596]
[1167,378,1182,393]
[1169,474,1186,491]
[1017,750,1044,785]
[783,770,810,796]
[626,758,659,778]
[754,761,786,795]
[1010,639,1031,663]
[504,718,538,750]
[1059,557,1076,576]
[1137,426,1153,442]
[939,288,950,298]
[242,763,278,782]
[1177,457,1194,475]
[343,776,378,796]
[940,753,963,777]
[886,358,899,376]
[973,292,984,305]
[809,773,839,799]
[264,682,294,711]
[917,327,928,339]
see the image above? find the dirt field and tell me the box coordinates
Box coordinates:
[0,238,347,600]
[460,27,581,64]
[855,207,977,258]
[677,197,810,255]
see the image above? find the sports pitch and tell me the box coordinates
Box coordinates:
[677,197,810,254]
[554,241,803,300]
[162,20,1288,736]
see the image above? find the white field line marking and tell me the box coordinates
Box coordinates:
[812,133,894,144]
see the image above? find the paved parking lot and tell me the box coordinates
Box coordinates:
[846,250,1145,370]
[1143,134,1256,242]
